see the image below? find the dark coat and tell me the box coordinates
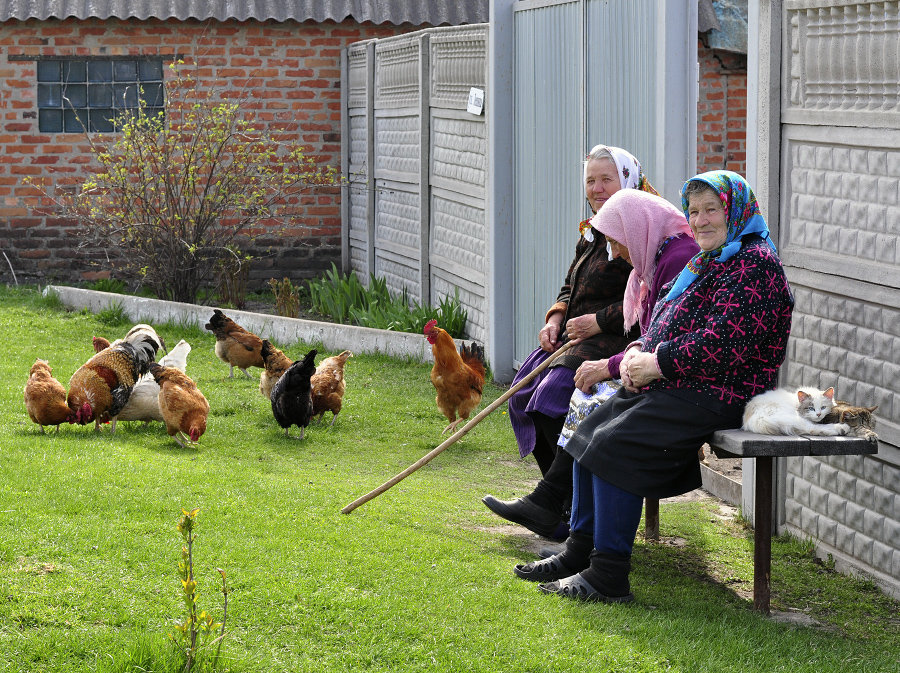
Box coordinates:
[547,228,637,371]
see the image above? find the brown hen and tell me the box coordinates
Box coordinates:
[24,359,71,432]
[204,309,264,379]
[259,339,292,400]
[148,363,209,448]
[311,350,352,427]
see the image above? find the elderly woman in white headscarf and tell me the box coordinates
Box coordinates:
[482,145,658,540]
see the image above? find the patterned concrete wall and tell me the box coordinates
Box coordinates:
[762,0,900,596]
[342,25,488,344]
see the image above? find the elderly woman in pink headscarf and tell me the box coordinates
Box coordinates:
[571,189,700,394]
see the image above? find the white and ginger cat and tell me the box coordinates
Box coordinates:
[742,387,850,436]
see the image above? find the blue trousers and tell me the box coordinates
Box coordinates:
[570,460,644,556]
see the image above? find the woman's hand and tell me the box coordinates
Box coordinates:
[574,359,610,392]
[565,314,601,343]
[621,351,660,392]
[538,317,563,352]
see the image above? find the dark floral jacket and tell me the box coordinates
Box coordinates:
[641,238,794,415]
[547,228,637,370]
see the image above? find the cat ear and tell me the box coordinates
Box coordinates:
[797,391,810,402]
[824,387,835,400]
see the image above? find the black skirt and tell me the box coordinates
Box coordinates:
[562,388,743,499]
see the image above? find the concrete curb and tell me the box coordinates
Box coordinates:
[45,285,438,364]
[700,463,742,507]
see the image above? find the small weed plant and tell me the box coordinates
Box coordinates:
[172,508,228,673]
[307,263,469,338]
[269,277,301,318]
[96,300,130,327]
[216,249,251,310]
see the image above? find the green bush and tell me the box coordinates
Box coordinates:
[89,278,128,294]
[307,264,469,338]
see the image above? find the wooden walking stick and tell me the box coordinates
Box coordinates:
[341,340,575,514]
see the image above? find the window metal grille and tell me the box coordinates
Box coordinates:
[36,58,165,133]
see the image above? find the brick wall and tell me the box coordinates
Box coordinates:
[696,39,747,175]
[0,17,418,289]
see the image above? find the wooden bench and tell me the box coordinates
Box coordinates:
[643,429,878,614]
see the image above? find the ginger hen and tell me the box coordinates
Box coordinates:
[24,359,70,433]
[148,362,209,448]
[423,320,486,434]
[67,326,162,431]
[311,350,352,427]
[259,339,292,400]
[204,309,265,379]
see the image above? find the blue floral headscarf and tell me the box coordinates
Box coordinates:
[666,170,776,300]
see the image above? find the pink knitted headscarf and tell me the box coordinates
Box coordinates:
[591,190,693,331]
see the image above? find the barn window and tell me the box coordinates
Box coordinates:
[36,58,165,133]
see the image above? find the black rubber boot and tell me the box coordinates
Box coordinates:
[513,532,592,582]
[531,412,565,477]
[529,449,574,512]
[541,550,634,603]
[481,493,562,538]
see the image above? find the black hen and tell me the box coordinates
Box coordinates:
[270,349,318,439]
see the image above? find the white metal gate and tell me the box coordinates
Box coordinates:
[511,0,697,364]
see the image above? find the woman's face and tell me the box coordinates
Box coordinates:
[687,190,728,252]
[584,158,621,212]
[606,236,632,265]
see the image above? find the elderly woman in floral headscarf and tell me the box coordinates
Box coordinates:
[482,145,657,539]
[514,171,793,604]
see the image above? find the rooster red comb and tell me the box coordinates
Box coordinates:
[423,319,437,334]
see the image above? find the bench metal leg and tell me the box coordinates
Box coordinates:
[644,498,659,541]
[754,455,773,614]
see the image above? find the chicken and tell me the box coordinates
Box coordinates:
[92,336,111,353]
[24,359,71,432]
[271,349,317,439]
[148,362,209,448]
[111,339,192,430]
[423,319,486,435]
[311,350,352,427]
[67,325,163,431]
[259,339,292,400]
[204,309,264,379]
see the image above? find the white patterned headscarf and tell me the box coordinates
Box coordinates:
[580,144,658,241]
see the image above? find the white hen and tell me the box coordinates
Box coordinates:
[111,339,192,430]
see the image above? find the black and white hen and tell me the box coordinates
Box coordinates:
[270,349,317,439]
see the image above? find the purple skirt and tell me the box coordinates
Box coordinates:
[508,347,576,458]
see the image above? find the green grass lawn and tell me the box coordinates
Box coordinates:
[1,286,897,673]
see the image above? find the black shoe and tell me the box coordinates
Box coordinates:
[481,494,561,538]
[514,553,580,582]
[538,573,635,603]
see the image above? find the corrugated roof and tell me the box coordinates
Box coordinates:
[0,1,489,26]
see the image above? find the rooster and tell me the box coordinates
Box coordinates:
[311,350,352,427]
[67,325,163,431]
[111,339,192,431]
[259,339,293,400]
[24,359,71,433]
[148,362,209,448]
[271,349,317,439]
[423,320,486,434]
[204,309,265,379]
